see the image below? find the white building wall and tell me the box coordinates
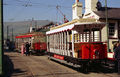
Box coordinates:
[83,11,99,19]
[101,21,119,51]
[114,22,118,38]
[85,0,98,14]
[85,0,92,14]
[72,2,82,19]
[109,22,119,52]
[101,26,107,42]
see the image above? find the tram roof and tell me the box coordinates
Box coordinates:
[50,19,97,30]
[46,19,105,35]
[15,32,45,38]
[15,34,33,38]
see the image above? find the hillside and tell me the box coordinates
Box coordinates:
[3,20,53,39]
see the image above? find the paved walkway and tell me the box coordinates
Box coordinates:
[4,52,120,77]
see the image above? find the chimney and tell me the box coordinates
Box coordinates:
[72,0,82,19]
[75,0,79,3]
[85,0,98,14]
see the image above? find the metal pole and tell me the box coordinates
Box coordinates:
[0,0,3,75]
[7,26,9,39]
[12,28,14,41]
[105,0,109,52]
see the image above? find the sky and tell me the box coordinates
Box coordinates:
[3,0,120,22]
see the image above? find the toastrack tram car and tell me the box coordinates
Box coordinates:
[15,32,47,55]
[46,19,107,70]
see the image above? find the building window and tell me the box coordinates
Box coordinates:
[109,23,115,36]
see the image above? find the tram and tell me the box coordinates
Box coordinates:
[46,19,107,70]
[15,32,47,55]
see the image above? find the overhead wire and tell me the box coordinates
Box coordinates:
[4,0,71,8]
[4,0,32,21]
[14,0,71,8]
[4,0,72,22]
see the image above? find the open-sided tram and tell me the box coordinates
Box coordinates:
[46,19,107,71]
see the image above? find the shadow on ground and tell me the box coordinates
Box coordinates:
[50,59,117,74]
[3,52,26,77]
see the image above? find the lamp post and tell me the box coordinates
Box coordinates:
[105,0,109,52]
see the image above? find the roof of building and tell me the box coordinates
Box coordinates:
[94,7,120,20]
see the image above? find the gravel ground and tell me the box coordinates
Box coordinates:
[3,52,120,77]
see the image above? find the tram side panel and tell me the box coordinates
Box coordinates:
[80,43,107,59]
[32,42,47,55]
[47,35,107,64]
[47,34,107,64]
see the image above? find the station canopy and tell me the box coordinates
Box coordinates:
[46,19,105,35]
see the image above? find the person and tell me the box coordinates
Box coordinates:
[25,42,30,56]
[6,39,10,51]
[113,42,117,51]
[21,43,25,55]
[114,41,120,74]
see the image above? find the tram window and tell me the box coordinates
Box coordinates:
[109,23,115,36]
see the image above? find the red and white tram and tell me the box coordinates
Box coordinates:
[46,19,107,70]
[15,32,47,55]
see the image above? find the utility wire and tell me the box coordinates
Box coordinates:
[4,0,72,22]
[14,0,71,8]
[4,0,71,8]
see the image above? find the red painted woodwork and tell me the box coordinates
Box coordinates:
[81,43,107,59]
[33,42,47,51]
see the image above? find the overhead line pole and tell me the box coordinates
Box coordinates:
[7,26,9,39]
[56,5,68,23]
[12,28,14,41]
[105,0,109,52]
